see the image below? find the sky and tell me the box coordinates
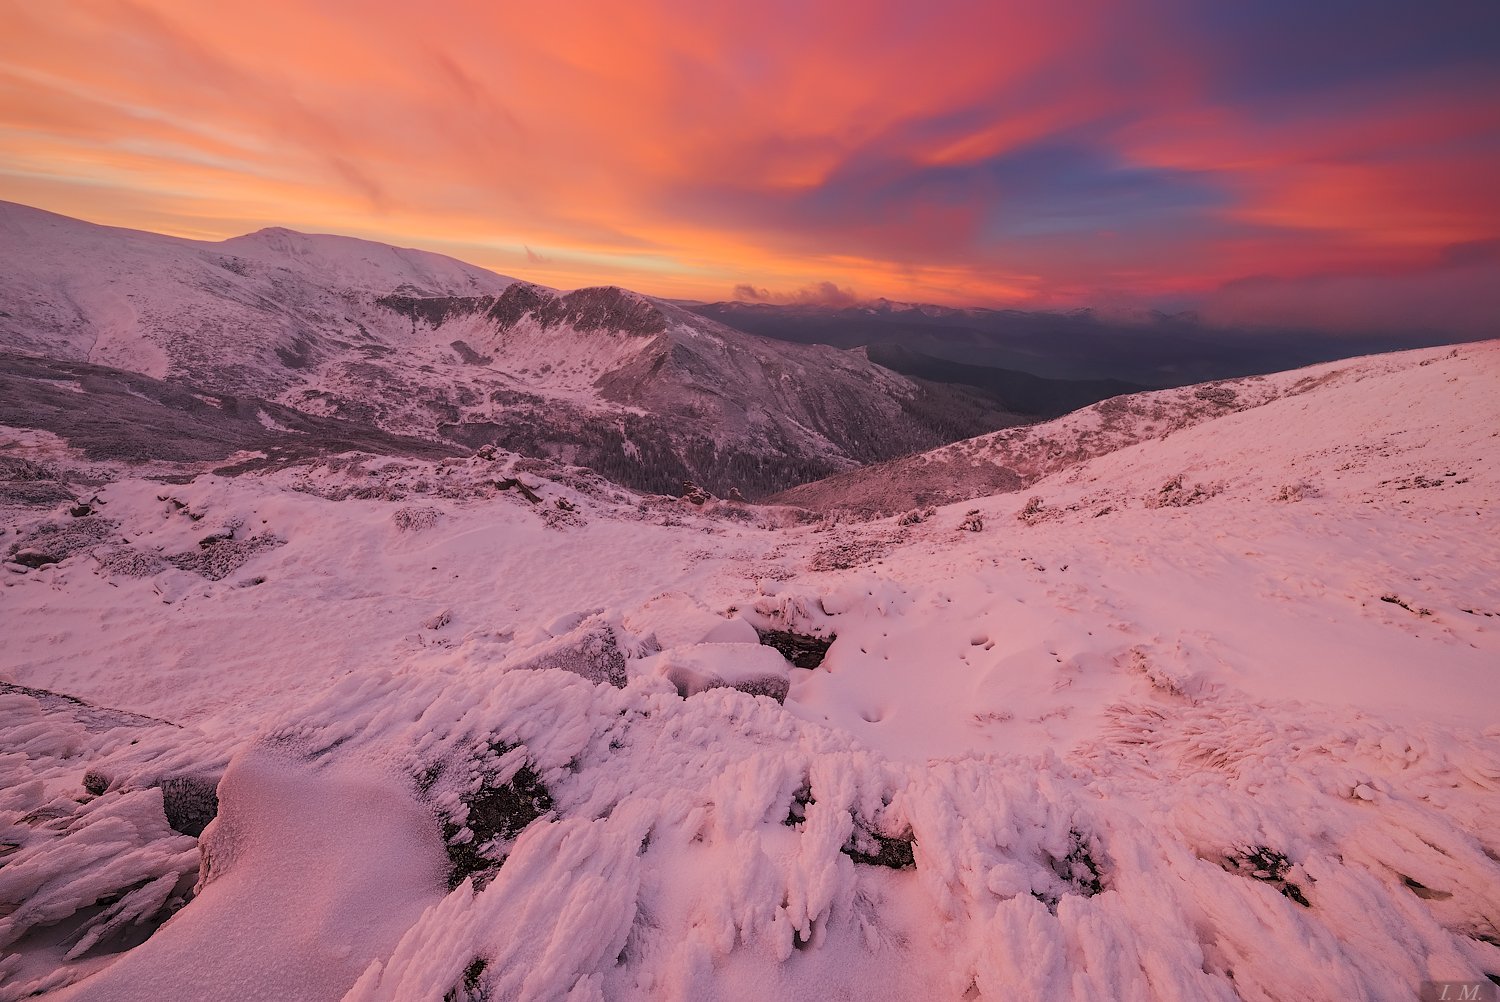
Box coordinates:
[1,0,1498,333]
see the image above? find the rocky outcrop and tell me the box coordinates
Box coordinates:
[658,644,794,704]
[505,617,628,688]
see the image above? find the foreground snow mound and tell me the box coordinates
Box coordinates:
[0,340,1497,1000]
[16,662,1498,1002]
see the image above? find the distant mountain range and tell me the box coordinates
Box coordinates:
[686,298,1477,387]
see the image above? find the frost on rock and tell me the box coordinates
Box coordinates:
[0,689,204,998]
[96,545,169,578]
[165,530,283,581]
[416,739,556,889]
[657,644,793,703]
[391,505,442,532]
[6,516,117,566]
[1146,473,1222,509]
[504,615,629,688]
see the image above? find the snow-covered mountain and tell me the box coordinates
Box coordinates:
[0,201,511,394]
[2,339,1496,1000]
[769,351,1469,515]
[0,202,1019,498]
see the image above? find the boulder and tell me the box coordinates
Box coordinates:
[658,644,793,703]
[507,617,628,688]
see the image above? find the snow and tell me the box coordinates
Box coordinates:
[1,340,1498,1000]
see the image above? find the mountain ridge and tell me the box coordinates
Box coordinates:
[0,202,1029,498]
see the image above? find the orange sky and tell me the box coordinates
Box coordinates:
[2,0,1497,328]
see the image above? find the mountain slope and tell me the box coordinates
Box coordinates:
[770,343,1490,515]
[2,341,1496,1001]
[0,203,1019,497]
[0,201,512,396]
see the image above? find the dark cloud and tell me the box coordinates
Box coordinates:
[732,281,862,307]
[1203,248,1500,337]
[525,245,551,264]
[1171,0,1500,106]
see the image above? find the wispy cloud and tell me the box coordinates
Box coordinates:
[0,0,1495,332]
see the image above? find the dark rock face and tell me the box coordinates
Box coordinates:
[483,283,554,330]
[418,283,668,338]
[662,663,791,704]
[377,294,495,329]
[843,820,916,870]
[443,759,554,889]
[540,286,668,337]
[4,681,175,733]
[448,340,492,366]
[157,775,221,837]
[81,767,222,837]
[757,629,835,669]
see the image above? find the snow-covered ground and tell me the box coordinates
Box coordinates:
[2,341,1498,1001]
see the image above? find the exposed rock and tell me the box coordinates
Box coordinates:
[757,628,835,669]
[1,681,175,732]
[421,743,555,890]
[495,478,543,504]
[680,481,712,505]
[1222,845,1310,907]
[165,532,282,581]
[658,644,793,704]
[507,618,628,688]
[80,768,221,837]
[156,775,221,837]
[392,505,442,532]
[843,819,916,870]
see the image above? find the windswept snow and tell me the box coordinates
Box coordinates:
[1,341,1498,1001]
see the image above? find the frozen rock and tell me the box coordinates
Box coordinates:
[506,617,627,688]
[657,643,793,703]
[699,615,758,645]
[624,592,755,649]
[543,607,604,637]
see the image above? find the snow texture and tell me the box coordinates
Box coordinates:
[1,340,1498,1001]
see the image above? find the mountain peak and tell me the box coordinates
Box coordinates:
[484,283,668,337]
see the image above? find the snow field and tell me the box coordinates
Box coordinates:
[1,340,1497,1000]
